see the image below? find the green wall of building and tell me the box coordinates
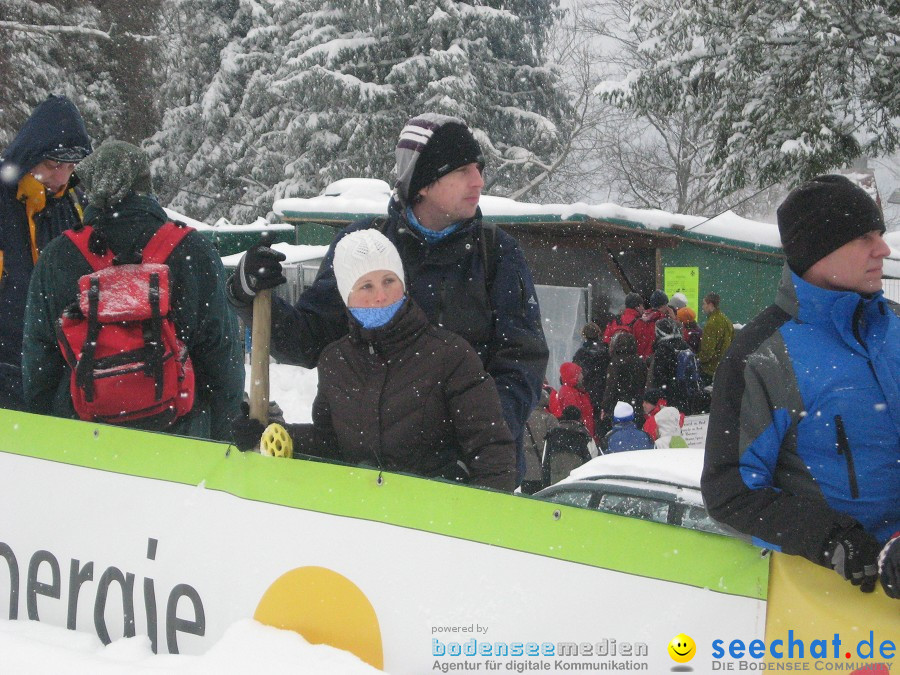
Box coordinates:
[661,241,783,325]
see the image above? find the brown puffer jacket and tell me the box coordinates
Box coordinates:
[308,298,516,491]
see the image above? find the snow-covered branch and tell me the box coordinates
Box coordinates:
[0,20,157,42]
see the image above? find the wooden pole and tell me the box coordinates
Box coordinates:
[248,288,272,448]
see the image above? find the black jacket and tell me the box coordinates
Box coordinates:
[0,96,91,408]
[22,195,244,441]
[298,298,516,491]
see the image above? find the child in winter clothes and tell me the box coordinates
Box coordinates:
[542,405,592,487]
[602,402,653,454]
[548,361,595,438]
[641,388,683,440]
[653,406,688,448]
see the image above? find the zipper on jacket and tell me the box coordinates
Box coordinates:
[834,415,859,499]
[851,300,867,349]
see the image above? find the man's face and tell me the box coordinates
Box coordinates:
[30,159,76,194]
[701,300,713,316]
[413,162,484,230]
[802,230,891,294]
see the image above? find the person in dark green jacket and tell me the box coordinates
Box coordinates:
[21,141,244,441]
[698,292,734,384]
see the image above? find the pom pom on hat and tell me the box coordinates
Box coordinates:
[333,229,405,306]
[613,401,634,422]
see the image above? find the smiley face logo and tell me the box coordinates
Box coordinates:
[667,633,696,663]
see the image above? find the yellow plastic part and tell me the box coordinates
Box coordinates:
[260,423,292,458]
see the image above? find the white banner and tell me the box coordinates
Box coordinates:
[0,451,764,673]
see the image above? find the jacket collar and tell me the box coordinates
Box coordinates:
[775,263,890,354]
[348,296,430,356]
[387,197,481,246]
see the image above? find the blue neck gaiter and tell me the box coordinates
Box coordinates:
[350,297,406,330]
[406,206,461,245]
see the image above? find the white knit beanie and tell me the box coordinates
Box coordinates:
[333,229,406,306]
[670,292,688,310]
[613,401,634,422]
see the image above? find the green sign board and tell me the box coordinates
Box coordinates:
[664,266,700,312]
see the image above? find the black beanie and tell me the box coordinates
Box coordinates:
[396,115,484,203]
[777,174,885,277]
[624,292,643,309]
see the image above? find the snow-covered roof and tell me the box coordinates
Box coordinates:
[220,242,329,267]
[164,208,293,233]
[273,178,900,276]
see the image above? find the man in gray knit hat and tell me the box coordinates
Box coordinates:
[228,113,548,485]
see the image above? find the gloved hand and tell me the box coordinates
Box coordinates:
[230,243,287,303]
[231,402,266,451]
[824,524,880,592]
[878,534,900,599]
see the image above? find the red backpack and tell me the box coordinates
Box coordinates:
[56,222,195,428]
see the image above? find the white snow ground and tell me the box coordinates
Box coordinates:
[0,617,380,674]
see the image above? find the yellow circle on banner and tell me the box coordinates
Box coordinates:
[260,423,292,457]
[254,566,383,670]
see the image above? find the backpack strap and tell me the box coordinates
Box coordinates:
[141,221,194,264]
[63,227,114,272]
[476,222,499,293]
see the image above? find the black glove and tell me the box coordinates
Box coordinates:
[878,535,900,599]
[231,402,266,451]
[824,524,880,592]
[230,243,287,303]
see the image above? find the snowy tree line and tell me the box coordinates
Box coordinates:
[2,0,898,224]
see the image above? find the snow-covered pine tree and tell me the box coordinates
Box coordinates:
[145,0,240,210]
[148,0,573,223]
[0,0,116,146]
[603,0,900,194]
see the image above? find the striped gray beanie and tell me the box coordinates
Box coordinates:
[394,113,484,204]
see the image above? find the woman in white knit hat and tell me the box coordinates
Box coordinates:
[232,229,516,491]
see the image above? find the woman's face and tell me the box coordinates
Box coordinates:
[347,270,404,308]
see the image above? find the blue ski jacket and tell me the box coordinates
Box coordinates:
[0,95,91,409]
[603,421,653,454]
[703,266,900,563]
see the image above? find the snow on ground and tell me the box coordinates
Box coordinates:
[247,361,319,423]
[0,618,381,674]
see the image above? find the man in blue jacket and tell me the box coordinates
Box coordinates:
[0,95,92,410]
[228,113,548,481]
[702,174,900,599]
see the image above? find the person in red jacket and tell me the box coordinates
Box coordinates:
[548,361,595,439]
[603,292,644,344]
[641,388,684,441]
[632,289,672,359]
